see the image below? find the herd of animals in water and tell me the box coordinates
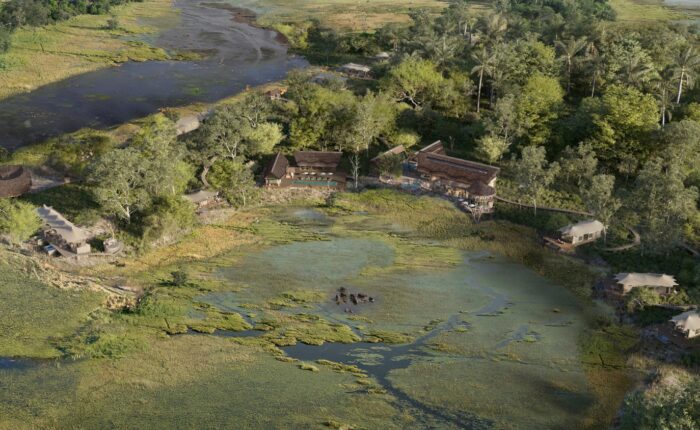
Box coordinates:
[334,287,374,313]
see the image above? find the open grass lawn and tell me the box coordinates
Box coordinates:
[0,0,179,101]
[243,0,452,31]
[610,0,684,23]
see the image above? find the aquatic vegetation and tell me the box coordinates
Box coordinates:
[364,330,414,344]
[298,362,320,372]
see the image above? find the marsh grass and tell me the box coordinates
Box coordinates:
[0,252,105,358]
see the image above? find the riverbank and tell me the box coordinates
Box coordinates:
[0,0,180,101]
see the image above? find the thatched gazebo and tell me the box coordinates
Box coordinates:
[0,165,32,198]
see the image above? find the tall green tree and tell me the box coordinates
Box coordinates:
[89,148,153,223]
[471,48,493,113]
[630,157,699,254]
[555,36,587,93]
[514,74,564,146]
[512,145,560,215]
[673,46,700,104]
[580,174,620,242]
[382,57,445,109]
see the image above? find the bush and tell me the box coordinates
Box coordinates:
[170,271,188,287]
[106,15,119,30]
[0,199,41,244]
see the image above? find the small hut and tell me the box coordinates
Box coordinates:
[614,273,678,296]
[670,311,700,339]
[311,72,347,85]
[559,220,605,246]
[184,190,219,209]
[373,52,391,61]
[338,63,371,78]
[0,165,32,198]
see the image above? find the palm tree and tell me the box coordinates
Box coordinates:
[618,55,654,88]
[471,48,493,113]
[480,13,508,47]
[420,33,460,68]
[487,53,507,105]
[673,46,700,103]
[654,76,676,127]
[556,36,587,94]
[586,49,605,97]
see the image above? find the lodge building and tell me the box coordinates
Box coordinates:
[263,151,347,189]
[409,141,500,213]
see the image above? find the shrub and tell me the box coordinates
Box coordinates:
[0,199,41,244]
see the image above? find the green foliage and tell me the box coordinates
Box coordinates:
[510,146,560,213]
[620,375,700,430]
[89,115,188,224]
[624,287,662,313]
[514,74,564,146]
[475,134,509,164]
[48,130,114,178]
[582,84,659,164]
[208,159,260,208]
[134,195,197,247]
[171,270,189,287]
[381,57,445,109]
[629,157,699,254]
[0,199,41,244]
[375,153,403,177]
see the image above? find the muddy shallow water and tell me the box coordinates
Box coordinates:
[0,0,306,150]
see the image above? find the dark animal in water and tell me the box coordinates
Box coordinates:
[357,293,367,300]
[350,294,358,305]
[369,297,375,303]
[339,287,347,294]
[334,294,340,305]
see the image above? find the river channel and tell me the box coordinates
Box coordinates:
[0,0,306,150]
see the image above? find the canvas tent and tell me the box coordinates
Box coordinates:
[614,273,678,295]
[671,311,700,339]
[559,220,605,246]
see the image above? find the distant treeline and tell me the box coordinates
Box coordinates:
[0,0,138,52]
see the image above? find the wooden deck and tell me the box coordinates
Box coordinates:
[543,236,576,253]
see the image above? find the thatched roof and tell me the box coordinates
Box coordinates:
[671,311,700,338]
[0,165,32,198]
[614,273,678,289]
[370,145,406,164]
[417,140,446,155]
[184,190,218,204]
[339,63,371,73]
[416,152,500,185]
[264,152,290,179]
[36,205,88,245]
[560,220,605,237]
[293,151,342,169]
